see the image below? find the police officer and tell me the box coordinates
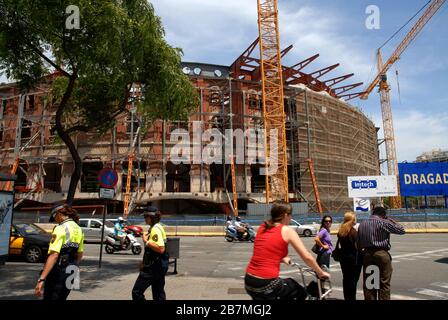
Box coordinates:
[34,204,84,300]
[131,206,169,300]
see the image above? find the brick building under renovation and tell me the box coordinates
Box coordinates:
[0,39,380,214]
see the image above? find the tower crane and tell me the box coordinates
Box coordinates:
[360,0,446,208]
[123,126,140,219]
[257,0,289,203]
[229,155,238,216]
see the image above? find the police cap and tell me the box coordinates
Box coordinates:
[49,203,68,222]
[142,206,159,217]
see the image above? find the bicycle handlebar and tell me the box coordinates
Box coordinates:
[290,262,330,280]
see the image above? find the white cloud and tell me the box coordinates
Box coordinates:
[151,0,373,84]
[393,110,448,162]
[150,1,447,166]
[151,0,257,64]
[278,6,373,82]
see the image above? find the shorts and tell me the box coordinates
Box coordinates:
[244,274,307,300]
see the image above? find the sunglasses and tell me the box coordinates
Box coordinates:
[324,220,332,223]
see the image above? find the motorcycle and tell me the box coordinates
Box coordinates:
[225,224,255,242]
[105,228,142,255]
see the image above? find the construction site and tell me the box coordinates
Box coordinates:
[0,48,379,215]
[0,0,445,216]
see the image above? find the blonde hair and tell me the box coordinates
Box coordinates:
[338,211,357,237]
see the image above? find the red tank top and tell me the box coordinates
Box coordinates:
[246,223,288,279]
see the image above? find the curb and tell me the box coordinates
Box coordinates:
[167,232,225,237]
[38,226,448,236]
[330,229,448,235]
[171,229,448,237]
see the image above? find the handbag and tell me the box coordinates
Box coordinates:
[331,239,341,262]
[311,244,320,254]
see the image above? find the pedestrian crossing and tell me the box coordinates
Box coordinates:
[391,248,448,263]
[413,282,448,300]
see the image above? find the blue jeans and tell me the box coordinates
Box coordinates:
[317,250,331,268]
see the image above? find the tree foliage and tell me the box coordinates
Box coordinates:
[0,0,199,203]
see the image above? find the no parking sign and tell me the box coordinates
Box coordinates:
[98,168,118,189]
[98,168,118,200]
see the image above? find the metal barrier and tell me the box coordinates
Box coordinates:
[11,209,448,226]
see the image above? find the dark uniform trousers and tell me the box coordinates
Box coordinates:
[362,249,393,300]
[44,247,78,301]
[132,258,169,300]
[43,266,72,300]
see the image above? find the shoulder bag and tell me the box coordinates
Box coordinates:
[331,238,341,262]
[311,243,320,254]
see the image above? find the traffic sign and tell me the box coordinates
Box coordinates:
[99,188,115,200]
[98,168,118,188]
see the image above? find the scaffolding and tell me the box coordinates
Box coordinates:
[0,60,379,212]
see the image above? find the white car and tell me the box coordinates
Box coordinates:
[288,219,318,237]
[79,218,115,243]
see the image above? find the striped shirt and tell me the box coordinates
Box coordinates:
[358,215,405,250]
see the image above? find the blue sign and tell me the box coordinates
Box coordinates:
[351,180,378,189]
[98,168,118,189]
[399,162,448,196]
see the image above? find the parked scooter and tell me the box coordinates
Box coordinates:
[105,228,142,255]
[225,224,255,242]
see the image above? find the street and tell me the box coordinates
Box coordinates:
[1,234,447,300]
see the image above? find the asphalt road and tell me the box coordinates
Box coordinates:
[81,233,448,299]
[1,234,447,300]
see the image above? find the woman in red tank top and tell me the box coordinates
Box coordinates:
[245,202,330,300]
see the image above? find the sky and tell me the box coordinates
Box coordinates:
[149,0,448,163]
[1,0,446,163]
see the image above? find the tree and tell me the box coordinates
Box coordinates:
[0,0,199,204]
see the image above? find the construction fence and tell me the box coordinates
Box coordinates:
[12,209,448,226]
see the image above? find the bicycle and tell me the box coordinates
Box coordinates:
[290,262,332,300]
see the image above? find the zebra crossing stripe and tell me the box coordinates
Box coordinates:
[415,289,448,299]
[228,267,243,271]
[392,248,448,260]
[432,282,448,289]
[330,287,421,300]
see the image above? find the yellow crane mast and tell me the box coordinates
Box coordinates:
[257,0,289,203]
[123,127,140,219]
[229,155,238,216]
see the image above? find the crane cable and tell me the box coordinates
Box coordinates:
[379,0,431,50]
[365,1,432,94]
[395,69,402,105]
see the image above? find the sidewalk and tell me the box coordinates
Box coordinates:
[69,271,252,300]
[68,268,416,300]
[0,261,419,300]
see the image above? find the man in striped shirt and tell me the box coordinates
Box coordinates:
[358,206,405,300]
